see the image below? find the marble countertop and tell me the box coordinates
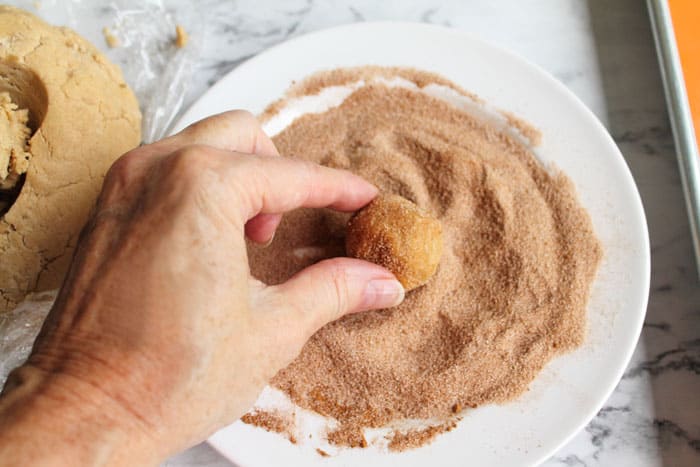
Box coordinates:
[9,0,699,465]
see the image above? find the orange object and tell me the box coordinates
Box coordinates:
[669,0,700,146]
[650,0,700,277]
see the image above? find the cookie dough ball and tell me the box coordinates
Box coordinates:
[0,6,141,313]
[346,195,443,291]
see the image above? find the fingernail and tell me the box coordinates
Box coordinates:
[362,279,405,310]
[262,232,276,247]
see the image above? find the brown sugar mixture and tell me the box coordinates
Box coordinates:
[241,410,297,444]
[387,420,458,452]
[245,67,602,450]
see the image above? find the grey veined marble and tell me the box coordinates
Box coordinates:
[5,0,698,466]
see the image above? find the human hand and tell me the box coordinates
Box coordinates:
[0,111,404,465]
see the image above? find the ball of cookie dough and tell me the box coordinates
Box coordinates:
[0,6,141,313]
[346,194,443,292]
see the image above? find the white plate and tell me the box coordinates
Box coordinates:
[172,22,650,467]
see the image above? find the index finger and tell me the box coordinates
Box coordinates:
[141,111,286,243]
[150,110,280,157]
[205,150,378,222]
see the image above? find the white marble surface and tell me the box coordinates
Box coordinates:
[9,0,699,465]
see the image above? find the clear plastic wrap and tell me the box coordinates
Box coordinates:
[0,292,56,382]
[1,0,201,384]
[103,1,202,142]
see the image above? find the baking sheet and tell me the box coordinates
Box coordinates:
[648,0,700,278]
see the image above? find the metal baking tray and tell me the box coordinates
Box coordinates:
[648,0,700,278]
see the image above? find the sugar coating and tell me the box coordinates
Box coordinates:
[346,194,443,291]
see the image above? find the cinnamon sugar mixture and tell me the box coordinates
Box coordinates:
[241,410,297,444]
[387,420,458,452]
[245,67,602,450]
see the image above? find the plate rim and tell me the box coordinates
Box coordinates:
[173,20,651,467]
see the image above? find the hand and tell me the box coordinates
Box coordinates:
[0,111,404,465]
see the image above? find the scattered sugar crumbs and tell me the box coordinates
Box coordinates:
[387,419,459,452]
[240,409,297,445]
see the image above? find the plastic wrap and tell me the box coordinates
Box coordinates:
[0,292,56,382]
[103,1,202,142]
[1,0,201,384]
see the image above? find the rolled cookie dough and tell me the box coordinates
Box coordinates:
[0,6,142,313]
[346,195,443,291]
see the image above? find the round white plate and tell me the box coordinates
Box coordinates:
[173,22,650,467]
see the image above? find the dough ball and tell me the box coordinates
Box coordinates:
[0,6,142,313]
[346,194,443,291]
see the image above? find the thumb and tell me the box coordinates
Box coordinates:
[267,258,405,334]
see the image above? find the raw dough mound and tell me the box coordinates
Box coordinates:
[346,194,443,291]
[0,6,142,313]
[0,91,31,192]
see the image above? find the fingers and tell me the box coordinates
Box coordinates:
[100,110,280,211]
[114,112,374,242]
[232,156,378,221]
[160,110,280,156]
[244,213,280,244]
[263,258,404,335]
[167,111,284,243]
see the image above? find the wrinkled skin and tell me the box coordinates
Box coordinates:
[0,111,404,465]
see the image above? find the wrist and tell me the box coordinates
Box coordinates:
[0,364,160,466]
